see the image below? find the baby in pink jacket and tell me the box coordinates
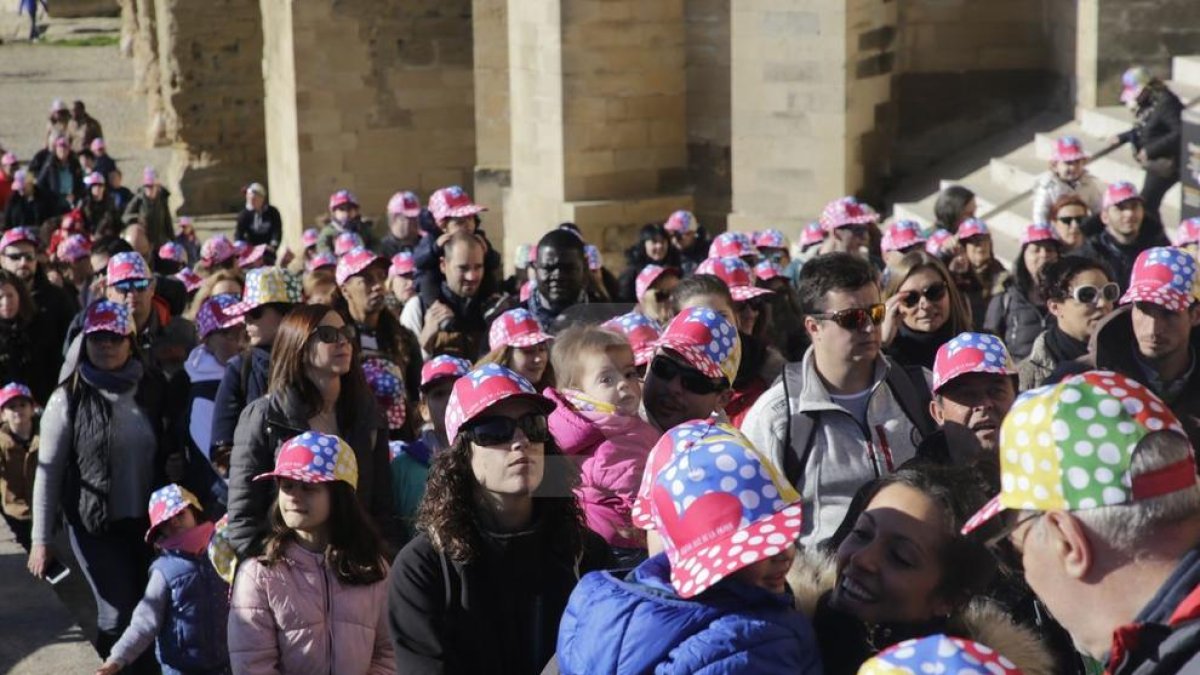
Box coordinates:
[545,326,661,563]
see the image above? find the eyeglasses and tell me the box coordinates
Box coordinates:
[1057,215,1086,225]
[311,324,356,345]
[112,278,151,294]
[3,252,34,263]
[983,511,1043,563]
[462,413,550,446]
[809,303,885,331]
[1070,282,1119,305]
[899,282,948,308]
[649,357,726,395]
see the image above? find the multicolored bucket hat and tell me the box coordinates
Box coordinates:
[389,251,416,278]
[1120,247,1198,313]
[924,229,957,257]
[602,312,663,367]
[635,264,677,303]
[56,234,91,264]
[631,418,743,530]
[754,260,786,282]
[664,210,696,233]
[956,218,990,241]
[1175,217,1200,247]
[301,228,320,249]
[638,420,803,598]
[253,431,359,490]
[932,332,1016,394]
[200,235,236,267]
[208,514,236,584]
[157,241,187,264]
[584,244,602,271]
[820,196,879,233]
[754,229,788,251]
[107,251,151,284]
[363,357,407,430]
[0,227,38,250]
[961,371,1194,536]
[708,232,758,260]
[488,308,553,352]
[336,247,386,286]
[444,364,556,445]
[328,189,358,211]
[228,267,302,316]
[654,306,741,385]
[196,293,245,341]
[1020,222,1060,246]
[697,257,772,302]
[84,300,135,336]
[145,484,202,543]
[800,221,827,248]
[881,220,927,254]
[420,354,472,390]
[428,185,486,223]
[858,634,1022,675]
[1103,181,1142,210]
[334,231,364,257]
[0,382,33,409]
[1051,136,1088,163]
[387,190,422,218]
[306,252,337,273]
[175,267,203,293]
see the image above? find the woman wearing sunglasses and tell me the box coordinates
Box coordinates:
[1019,256,1116,390]
[1047,195,1090,252]
[882,252,973,370]
[225,304,395,560]
[388,364,609,675]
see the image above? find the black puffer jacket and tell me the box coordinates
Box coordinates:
[983,283,1047,361]
[1118,83,1184,165]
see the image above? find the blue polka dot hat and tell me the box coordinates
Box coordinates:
[253,431,358,490]
[858,634,1022,675]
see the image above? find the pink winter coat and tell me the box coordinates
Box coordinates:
[544,388,662,548]
[227,542,394,675]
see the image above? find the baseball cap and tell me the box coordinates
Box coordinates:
[245,182,266,197]
[420,354,472,390]
[56,234,91,264]
[200,235,236,267]
[654,307,741,385]
[195,293,244,341]
[83,300,135,336]
[1120,66,1152,104]
[0,383,33,409]
[444,364,556,445]
[800,221,826,248]
[1020,222,1060,246]
[145,484,202,543]
[1051,136,1089,163]
[90,138,106,152]
[328,189,358,211]
[174,267,203,293]
[0,227,38,251]
[858,635,1022,675]
[253,431,359,490]
[708,232,758,260]
[488,308,553,352]
[602,312,662,367]
[157,241,187,263]
[83,171,105,187]
[335,247,386,286]
[142,166,158,186]
[754,261,785,282]
[1175,217,1200,247]
[697,256,772,302]
[1120,247,1198,313]
[107,251,151,285]
[334,231,364,257]
[664,210,696,233]
[1103,181,1142,210]
[227,267,302,316]
[363,358,407,431]
[956,218,990,241]
[428,185,486,223]
[305,252,337,273]
[301,228,320,249]
[635,264,677,303]
[387,190,421,218]
[820,196,879,233]
[925,229,956,257]
[388,251,415,278]
[932,332,1016,394]
[754,229,788,251]
[10,169,29,192]
[961,371,1195,536]
[881,220,928,254]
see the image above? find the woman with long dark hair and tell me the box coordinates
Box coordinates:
[388,364,609,674]
[0,269,58,403]
[224,304,394,559]
[617,223,682,302]
[983,222,1063,360]
[933,185,976,234]
[882,252,973,369]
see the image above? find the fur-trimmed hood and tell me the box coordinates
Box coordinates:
[786,548,1057,675]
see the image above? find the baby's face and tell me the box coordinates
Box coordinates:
[579,347,641,416]
[730,545,797,594]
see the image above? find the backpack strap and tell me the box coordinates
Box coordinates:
[780,362,818,490]
[885,364,936,440]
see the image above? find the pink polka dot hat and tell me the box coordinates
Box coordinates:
[753,228,788,251]
[444,364,555,446]
[334,231,365,257]
[708,231,758,260]
[253,431,359,490]
[488,308,553,352]
[145,483,202,543]
[602,312,662,367]
[696,256,773,302]
[664,209,696,233]
[653,306,742,385]
[881,220,927,254]
[820,196,879,233]
[635,264,677,303]
[1120,246,1198,313]
[857,634,1022,675]
[363,357,407,431]
[931,332,1016,395]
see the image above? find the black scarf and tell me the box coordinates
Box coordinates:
[890,322,955,370]
[1043,323,1089,363]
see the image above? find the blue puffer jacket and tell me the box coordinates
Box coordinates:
[557,554,823,675]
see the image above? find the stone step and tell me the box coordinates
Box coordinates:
[1080,105,1134,140]
[1173,55,1200,90]
[1033,122,1106,160]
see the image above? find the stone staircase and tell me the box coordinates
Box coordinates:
[894,55,1200,263]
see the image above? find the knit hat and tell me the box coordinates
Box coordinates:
[881,220,927,254]
[145,484,203,543]
[956,218,990,241]
[334,231,364,257]
[83,171,105,187]
[932,332,1016,394]
[697,257,772,302]
[820,196,879,233]
[227,267,302,316]
[428,185,486,223]
[858,634,1022,675]
[106,251,151,284]
[961,371,1195,536]
[1120,247,1198,313]
[157,241,187,264]
[83,300,134,336]
[664,210,696,233]
[0,382,33,409]
[1103,181,1142,210]
[708,232,758,260]
[175,268,203,293]
[925,229,956,257]
[1175,218,1200,247]
[635,264,677,303]
[254,431,359,490]
[363,357,407,431]
[754,261,786,282]
[1051,136,1089,163]
[200,235,236,267]
[420,354,472,390]
[301,228,320,249]
[1020,222,1060,246]
[388,251,415,278]
[387,190,421,218]
[328,189,358,211]
[654,307,741,385]
[584,244,602,271]
[238,244,268,269]
[56,234,91,264]
[335,247,386,286]
[142,167,157,186]
[753,229,788,251]
[488,308,553,352]
[602,312,662,367]
[305,252,337,273]
[0,227,38,251]
[195,293,245,341]
[444,364,556,445]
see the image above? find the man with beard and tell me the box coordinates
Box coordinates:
[1078,181,1169,293]
[528,228,604,332]
[401,230,489,361]
[741,252,935,547]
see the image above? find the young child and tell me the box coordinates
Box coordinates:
[476,308,556,389]
[601,312,661,379]
[228,432,394,674]
[97,484,230,674]
[556,419,823,674]
[543,326,663,563]
[0,383,37,551]
[1032,136,1105,224]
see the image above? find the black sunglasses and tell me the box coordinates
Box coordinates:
[809,303,885,331]
[112,278,151,294]
[1057,215,1086,225]
[311,324,356,345]
[462,413,550,446]
[649,357,726,395]
[900,282,948,308]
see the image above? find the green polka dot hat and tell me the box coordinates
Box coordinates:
[962,370,1196,535]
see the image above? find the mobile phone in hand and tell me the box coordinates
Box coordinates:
[43,558,70,585]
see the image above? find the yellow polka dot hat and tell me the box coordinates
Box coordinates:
[962,370,1196,535]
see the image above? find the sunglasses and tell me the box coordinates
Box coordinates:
[311,324,356,345]
[1070,282,1119,305]
[1057,215,1086,225]
[900,282,948,308]
[3,252,35,262]
[809,303,885,331]
[462,412,550,446]
[112,278,151,294]
[649,356,726,395]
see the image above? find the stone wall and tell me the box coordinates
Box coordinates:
[685,0,731,234]
[472,0,510,257]
[129,0,166,147]
[1078,0,1200,108]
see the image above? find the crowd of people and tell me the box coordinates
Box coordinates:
[0,66,1196,675]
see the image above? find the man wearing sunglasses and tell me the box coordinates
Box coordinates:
[742,253,935,547]
[0,227,77,365]
[642,307,740,433]
[1079,182,1169,293]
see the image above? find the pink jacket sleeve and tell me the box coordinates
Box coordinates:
[227,560,283,675]
[368,579,396,675]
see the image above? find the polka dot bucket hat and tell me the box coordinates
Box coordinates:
[1120,246,1198,313]
[444,364,556,446]
[753,228,788,251]
[932,332,1016,395]
[238,243,268,269]
[334,231,364,257]
[107,251,151,285]
[335,247,385,286]
[697,256,773,302]
[799,221,827,248]
[195,293,244,340]
[635,264,676,303]
[253,431,359,490]
[820,196,879,233]
[961,370,1195,536]
[639,420,803,598]
[664,210,696,233]
[708,232,758,260]
[881,220,927,254]
[631,418,742,530]
[420,354,472,390]
[428,185,486,223]
[84,300,135,336]
[956,218,990,241]
[603,312,662,367]
[488,308,553,352]
[145,484,202,542]
[857,634,1022,675]
[200,235,236,267]
[654,306,742,385]
[175,267,203,293]
[363,357,407,431]
[228,267,301,316]
[306,252,337,273]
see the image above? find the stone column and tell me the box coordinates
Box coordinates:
[131,0,167,147]
[260,0,477,249]
[505,0,692,272]
[472,0,510,261]
[728,1,896,232]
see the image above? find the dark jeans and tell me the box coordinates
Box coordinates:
[1141,170,1178,224]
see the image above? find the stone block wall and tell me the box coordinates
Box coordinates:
[1078,0,1200,108]
[472,0,510,257]
[48,0,119,18]
[686,0,731,234]
[129,0,167,147]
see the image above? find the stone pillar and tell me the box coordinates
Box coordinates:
[728,1,896,232]
[472,0,510,261]
[505,0,693,272]
[131,0,167,147]
[1077,0,1200,108]
[260,0,477,250]
[152,0,266,215]
[686,0,731,234]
